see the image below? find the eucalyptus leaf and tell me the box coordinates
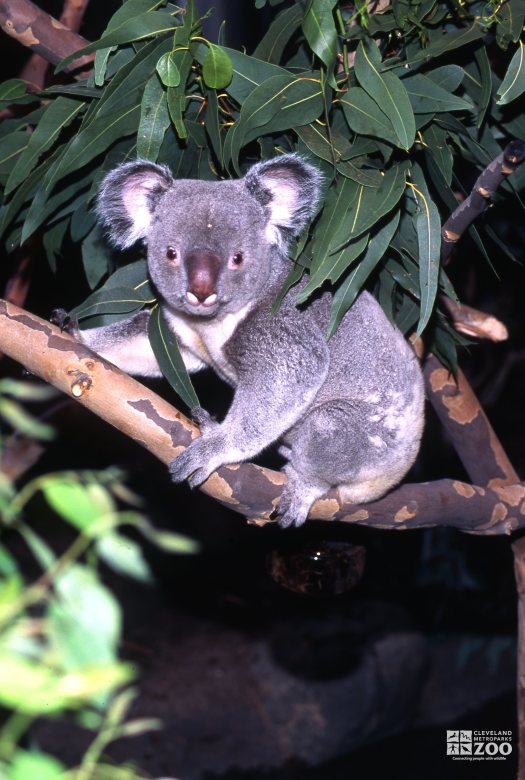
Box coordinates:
[402,73,472,114]
[156,50,181,87]
[202,43,233,89]
[340,87,399,145]
[0,79,28,104]
[148,306,199,408]
[137,74,170,160]
[354,39,415,150]
[253,3,304,63]
[408,170,441,336]
[328,210,400,336]
[302,0,338,83]
[224,72,324,170]
[426,64,465,92]
[57,8,181,71]
[298,233,369,302]
[5,98,84,196]
[497,40,525,105]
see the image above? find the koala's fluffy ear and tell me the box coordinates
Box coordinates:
[244,154,322,245]
[96,160,175,248]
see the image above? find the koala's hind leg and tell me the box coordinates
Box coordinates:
[276,398,421,529]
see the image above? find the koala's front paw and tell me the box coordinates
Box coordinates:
[169,430,224,489]
[50,308,79,336]
[190,406,215,429]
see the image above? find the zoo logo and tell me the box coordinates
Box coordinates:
[447,730,513,758]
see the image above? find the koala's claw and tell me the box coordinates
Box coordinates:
[50,308,79,335]
[273,495,308,529]
[190,406,214,428]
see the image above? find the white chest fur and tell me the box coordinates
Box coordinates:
[164,303,252,383]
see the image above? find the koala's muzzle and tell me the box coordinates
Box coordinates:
[185,249,221,307]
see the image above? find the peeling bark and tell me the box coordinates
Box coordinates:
[0,0,92,72]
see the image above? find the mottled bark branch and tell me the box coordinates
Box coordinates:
[441,297,508,342]
[0,0,92,72]
[0,300,524,536]
[426,288,525,774]
[441,139,525,265]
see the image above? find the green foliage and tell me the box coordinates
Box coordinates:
[0,385,196,778]
[0,0,524,397]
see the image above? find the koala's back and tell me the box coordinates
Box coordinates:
[309,290,422,404]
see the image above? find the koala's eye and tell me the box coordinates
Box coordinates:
[229,251,244,269]
[166,246,178,262]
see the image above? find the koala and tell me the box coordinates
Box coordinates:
[63,154,424,528]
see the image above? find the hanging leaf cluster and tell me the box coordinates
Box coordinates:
[0,0,524,401]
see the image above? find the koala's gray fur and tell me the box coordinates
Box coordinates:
[71,154,424,527]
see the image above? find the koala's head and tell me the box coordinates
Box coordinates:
[96,154,321,318]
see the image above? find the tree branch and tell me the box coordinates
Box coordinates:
[0,0,92,72]
[0,299,524,535]
[441,139,525,265]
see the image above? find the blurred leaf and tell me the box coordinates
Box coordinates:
[0,654,133,714]
[497,40,525,104]
[0,545,18,577]
[0,379,57,402]
[8,751,65,780]
[137,74,170,160]
[96,532,153,583]
[138,525,198,553]
[50,564,121,668]
[0,399,55,441]
[354,39,415,149]
[148,306,199,408]
[42,476,115,534]
[202,43,233,89]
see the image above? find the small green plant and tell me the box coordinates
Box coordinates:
[0,384,195,779]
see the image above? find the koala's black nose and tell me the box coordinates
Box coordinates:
[185,249,221,305]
